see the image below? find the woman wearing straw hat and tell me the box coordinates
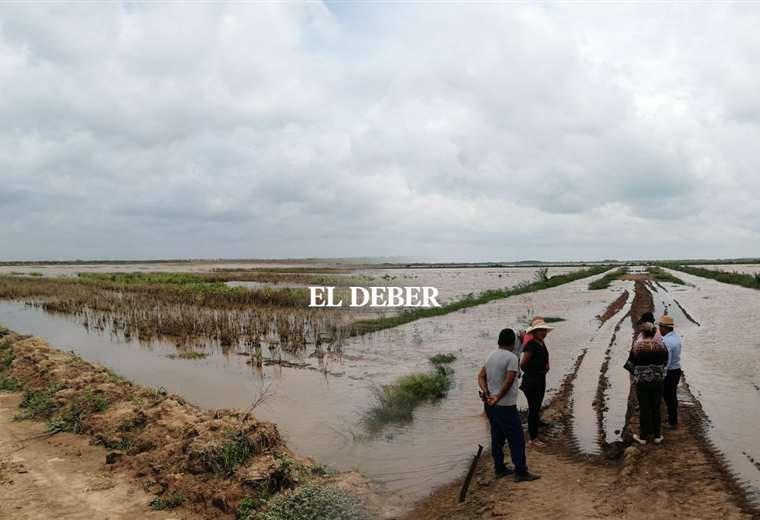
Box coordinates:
[627,321,668,445]
[519,317,554,448]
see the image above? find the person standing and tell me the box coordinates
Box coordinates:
[659,315,682,428]
[519,318,554,448]
[478,328,540,482]
[633,312,662,346]
[628,322,669,445]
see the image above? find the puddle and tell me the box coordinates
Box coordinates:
[0,269,616,511]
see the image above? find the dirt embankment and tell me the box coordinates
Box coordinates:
[0,328,371,519]
[405,280,758,520]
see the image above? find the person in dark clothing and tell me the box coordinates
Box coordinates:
[627,322,669,445]
[478,328,540,482]
[519,318,553,448]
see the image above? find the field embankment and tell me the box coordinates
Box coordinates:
[663,264,760,290]
[0,327,373,519]
[349,265,612,336]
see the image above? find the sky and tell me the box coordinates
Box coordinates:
[1,2,759,262]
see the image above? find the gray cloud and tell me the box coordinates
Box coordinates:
[1,2,759,261]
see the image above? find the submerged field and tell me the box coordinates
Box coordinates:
[1,260,759,518]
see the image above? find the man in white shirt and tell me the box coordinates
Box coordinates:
[659,315,683,428]
[478,328,540,482]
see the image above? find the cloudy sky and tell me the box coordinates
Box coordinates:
[1,2,759,262]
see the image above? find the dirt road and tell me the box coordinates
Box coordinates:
[0,393,199,520]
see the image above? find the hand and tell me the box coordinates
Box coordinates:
[486,395,499,406]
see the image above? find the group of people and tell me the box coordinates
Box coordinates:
[626,312,683,445]
[477,312,683,482]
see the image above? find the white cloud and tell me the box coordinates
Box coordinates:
[1,2,759,261]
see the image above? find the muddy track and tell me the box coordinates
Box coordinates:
[594,306,631,460]
[597,289,629,326]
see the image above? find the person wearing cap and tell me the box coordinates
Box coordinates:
[627,322,669,445]
[659,315,682,428]
[519,318,554,448]
[478,328,541,482]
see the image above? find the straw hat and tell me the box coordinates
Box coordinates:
[526,317,554,333]
[659,315,675,328]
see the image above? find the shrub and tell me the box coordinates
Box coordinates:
[0,376,23,391]
[149,493,184,510]
[429,353,457,365]
[257,485,369,520]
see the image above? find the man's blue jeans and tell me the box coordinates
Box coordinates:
[484,403,527,475]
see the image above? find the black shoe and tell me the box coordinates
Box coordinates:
[494,467,515,479]
[514,471,541,482]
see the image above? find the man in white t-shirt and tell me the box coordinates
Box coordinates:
[478,328,540,482]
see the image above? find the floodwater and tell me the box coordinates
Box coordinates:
[570,281,632,454]
[657,269,760,504]
[0,269,617,513]
[693,264,760,276]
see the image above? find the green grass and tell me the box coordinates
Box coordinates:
[350,265,612,336]
[0,376,23,391]
[149,493,184,511]
[664,264,760,290]
[647,266,685,285]
[78,272,211,285]
[588,267,628,290]
[429,353,457,365]
[363,364,453,433]
[47,389,110,433]
[543,316,565,323]
[16,383,62,420]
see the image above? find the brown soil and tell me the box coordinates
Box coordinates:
[1,392,201,519]
[0,328,370,519]
[597,290,629,325]
[403,277,758,520]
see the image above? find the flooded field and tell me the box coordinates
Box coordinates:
[657,268,760,502]
[0,269,618,513]
[693,264,760,276]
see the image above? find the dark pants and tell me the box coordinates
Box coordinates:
[485,404,527,475]
[521,377,545,440]
[636,380,664,439]
[663,369,682,426]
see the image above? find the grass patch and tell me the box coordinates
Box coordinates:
[167,350,208,360]
[429,353,457,365]
[47,389,109,433]
[647,266,685,285]
[350,265,612,336]
[0,376,23,391]
[588,267,628,290]
[664,264,760,290]
[363,364,453,433]
[257,485,369,520]
[16,383,62,420]
[543,316,565,323]
[149,493,184,511]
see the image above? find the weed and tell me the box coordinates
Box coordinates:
[363,365,452,433]
[47,389,109,433]
[664,264,760,290]
[257,485,369,520]
[16,383,62,420]
[0,350,14,370]
[429,353,457,365]
[167,350,208,360]
[0,376,22,391]
[149,493,184,511]
[236,495,268,520]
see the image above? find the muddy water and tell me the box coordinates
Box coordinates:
[693,264,760,276]
[0,270,616,513]
[602,312,635,445]
[570,281,632,454]
[656,270,760,504]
